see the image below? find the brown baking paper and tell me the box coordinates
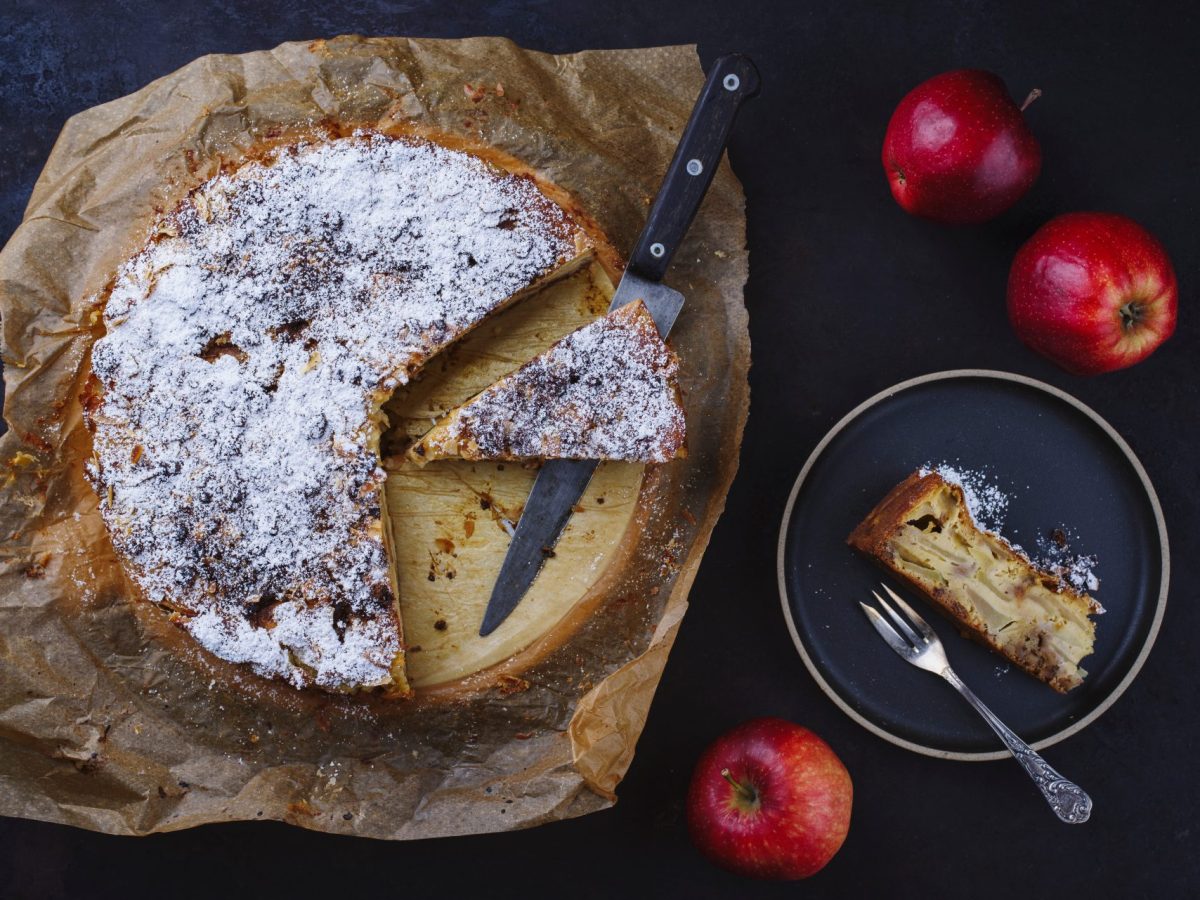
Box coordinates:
[0,35,749,838]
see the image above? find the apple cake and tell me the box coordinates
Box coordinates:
[84,132,594,695]
[848,471,1101,693]
[407,299,686,465]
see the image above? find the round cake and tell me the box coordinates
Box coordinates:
[84,132,593,694]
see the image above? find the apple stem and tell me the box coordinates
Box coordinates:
[720,768,758,804]
[1020,88,1043,112]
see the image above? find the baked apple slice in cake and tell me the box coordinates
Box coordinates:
[848,471,1101,693]
[408,299,686,465]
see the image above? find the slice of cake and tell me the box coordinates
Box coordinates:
[407,299,686,465]
[848,471,1101,693]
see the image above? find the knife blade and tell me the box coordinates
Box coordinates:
[480,53,760,637]
[478,283,683,637]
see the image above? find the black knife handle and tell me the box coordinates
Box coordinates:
[629,53,760,281]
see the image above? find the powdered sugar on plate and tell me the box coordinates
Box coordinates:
[1032,526,1102,598]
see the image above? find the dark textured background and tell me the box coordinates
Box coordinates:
[1,1,1197,897]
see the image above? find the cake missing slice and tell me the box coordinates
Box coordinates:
[848,471,1102,693]
[408,299,686,465]
[84,132,596,695]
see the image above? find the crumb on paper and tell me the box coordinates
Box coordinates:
[497,674,530,695]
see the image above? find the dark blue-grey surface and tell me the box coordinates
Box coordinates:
[2,1,1198,898]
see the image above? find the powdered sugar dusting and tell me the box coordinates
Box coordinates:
[86,133,588,690]
[921,463,1102,603]
[919,462,1010,531]
[1033,526,1102,598]
[429,300,685,462]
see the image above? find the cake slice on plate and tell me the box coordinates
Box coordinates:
[408,299,686,465]
[848,471,1102,693]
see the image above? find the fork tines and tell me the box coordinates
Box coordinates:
[859,583,947,672]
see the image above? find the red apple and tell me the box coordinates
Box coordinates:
[883,69,1042,224]
[686,717,852,880]
[1008,212,1178,374]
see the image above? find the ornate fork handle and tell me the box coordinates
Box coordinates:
[942,667,1092,824]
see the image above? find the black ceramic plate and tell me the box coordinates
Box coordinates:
[777,370,1169,760]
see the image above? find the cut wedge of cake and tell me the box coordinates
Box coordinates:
[407,299,686,465]
[848,471,1101,693]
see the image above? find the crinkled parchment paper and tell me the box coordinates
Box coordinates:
[0,35,748,838]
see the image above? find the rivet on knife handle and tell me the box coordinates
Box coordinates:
[629,53,761,281]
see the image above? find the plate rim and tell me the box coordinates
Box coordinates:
[775,368,1170,762]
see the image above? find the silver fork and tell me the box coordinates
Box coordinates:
[860,584,1092,824]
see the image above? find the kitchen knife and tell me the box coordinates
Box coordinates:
[479,53,760,637]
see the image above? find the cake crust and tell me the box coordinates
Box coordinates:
[849,471,1101,693]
